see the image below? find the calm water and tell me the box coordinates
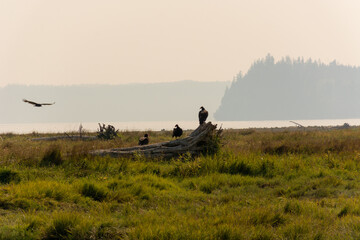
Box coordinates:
[0,119,359,134]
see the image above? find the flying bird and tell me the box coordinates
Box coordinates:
[198,106,208,125]
[172,124,183,138]
[138,133,149,145]
[23,99,55,107]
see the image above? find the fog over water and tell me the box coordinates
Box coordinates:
[2,2,360,128]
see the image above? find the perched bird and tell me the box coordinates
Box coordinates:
[23,99,55,107]
[198,106,208,125]
[138,133,149,145]
[172,124,183,138]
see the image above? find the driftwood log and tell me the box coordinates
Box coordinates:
[91,122,221,159]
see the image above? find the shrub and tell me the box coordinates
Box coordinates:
[283,225,308,240]
[25,215,44,232]
[97,123,118,140]
[257,160,275,178]
[0,169,20,184]
[12,198,32,210]
[220,160,253,176]
[338,206,350,218]
[201,131,222,156]
[284,201,302,215]
[41,145,63,166]
[199,183,216,194]
[81,183,107,201]
[96,222,124,239]
[170,160,202,177]
[250,210,286,227]
[229,161,253,175]
[43,212,79,240]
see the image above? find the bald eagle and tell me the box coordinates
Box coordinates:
[138,133,149,145]
[23,99,55,107]
[172,124,183,138]
[199,106,208,125]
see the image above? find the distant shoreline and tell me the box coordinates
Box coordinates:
[0,120,358,134]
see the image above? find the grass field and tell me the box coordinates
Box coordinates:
[1,127,360,239]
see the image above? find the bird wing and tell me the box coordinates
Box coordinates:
[199,110,209,119]
[204,110,208,118]
[40,102,55,105]
[23,99,38,105]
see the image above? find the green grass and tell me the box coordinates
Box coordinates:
[1,128,360,239]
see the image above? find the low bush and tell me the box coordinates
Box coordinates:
[97,124,119,140]
[81,183,107,201]
[225,161,253,175]
[43,212,79,240]
[338,206,350,218]
[40,145,63,166]
[0,169,20,184]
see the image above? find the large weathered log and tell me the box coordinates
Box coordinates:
[91,122,221,158]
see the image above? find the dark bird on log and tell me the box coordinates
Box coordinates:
[138,133,149,145]
[172,124,183,138]
[23,99,55,107]
[199,106,208,125]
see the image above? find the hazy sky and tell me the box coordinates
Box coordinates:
[1,0,360,86]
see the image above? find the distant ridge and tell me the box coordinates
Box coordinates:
[0,81,229,123]
[215,54,360,121]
